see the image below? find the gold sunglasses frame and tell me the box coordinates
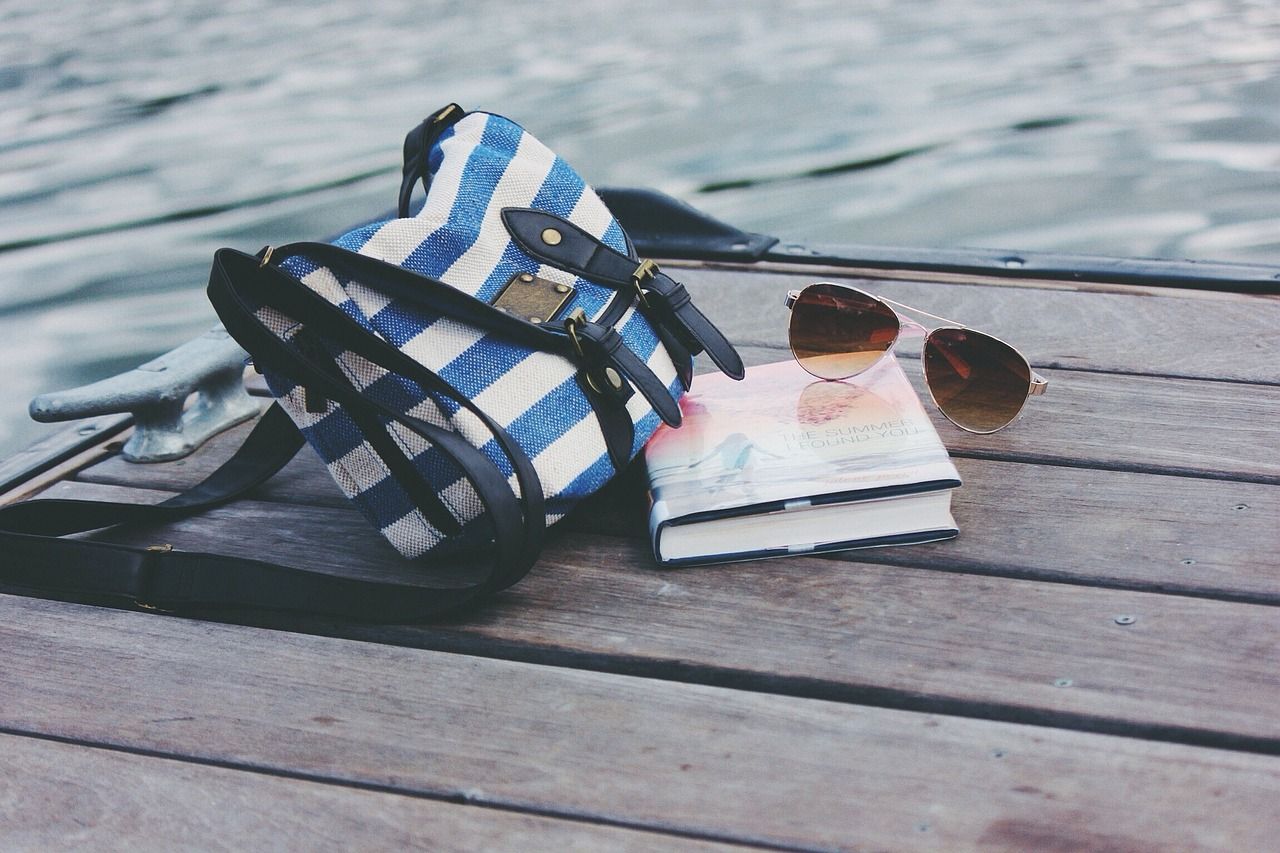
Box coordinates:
[784,282,1048,434]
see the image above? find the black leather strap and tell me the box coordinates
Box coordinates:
[398,103,466,218]
[501,207,745,381]
[250,242,683,433]
[0,404,506,619]
[0,199,714,621]
[571,319,682,427]
[0,237,567,621]
[208,249,545,595]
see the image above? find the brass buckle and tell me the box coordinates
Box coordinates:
[562,308,625,394]
[432,103,462,126]
[631,259,659,308]
[137,544,173,612]
[564,308,588,359]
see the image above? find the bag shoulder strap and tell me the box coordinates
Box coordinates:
[0,404,519,619]
[0,246,556,621]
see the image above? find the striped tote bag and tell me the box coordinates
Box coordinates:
[203,104,744,617]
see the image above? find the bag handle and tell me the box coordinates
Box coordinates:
[208,248,546,592]
[398,103,466,218]
[0,248,555,620]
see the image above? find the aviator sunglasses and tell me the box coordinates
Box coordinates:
[784,282,1048,433]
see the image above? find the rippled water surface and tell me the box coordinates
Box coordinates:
[3,0,1280,455]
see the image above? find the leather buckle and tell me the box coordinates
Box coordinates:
[431,103,462,127]
[563,309,626,396]
[564,308,588,359]
[631,259,659,308]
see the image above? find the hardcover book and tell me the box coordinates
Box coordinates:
[644,356,961,566]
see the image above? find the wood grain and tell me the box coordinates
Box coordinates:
[55,444,1280,602]
[675,265,1280,383]
[0,413,129,500]
[78,358,1280,494]
[3,594,1279,852]
[665,257,1280,300]
[0,732,729,852]
[20,479,1280,746]
[731,347,1280,482]
[77,416,350,508]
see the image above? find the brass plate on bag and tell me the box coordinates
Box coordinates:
[492,272,575,324]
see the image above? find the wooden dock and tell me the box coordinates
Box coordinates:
[2,262,1278,850]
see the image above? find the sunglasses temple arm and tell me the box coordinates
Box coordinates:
[1029,371,1049,395]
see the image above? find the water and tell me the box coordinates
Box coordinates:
[3,0,1279,456]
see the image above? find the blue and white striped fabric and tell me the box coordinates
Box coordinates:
[256,112,681,558]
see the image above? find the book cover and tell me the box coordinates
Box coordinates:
[644,356,961,566]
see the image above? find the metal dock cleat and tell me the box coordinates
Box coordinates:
[28,326,260,462]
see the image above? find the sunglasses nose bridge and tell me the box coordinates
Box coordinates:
[896,314,928,340]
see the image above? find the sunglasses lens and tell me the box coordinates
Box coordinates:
[923,328,1032,432]
[789,284,899,380]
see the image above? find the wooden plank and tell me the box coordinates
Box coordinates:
[0,732,727,852]
[736,347,1280,482]
[0,413,129,501]
[55,442,1280,603]
[77,416,350,508]
[3,594,1278,852]
[919,459,1280,603]
[675,265,1280,384]
[665,257,1280,300]
[21,480,1280,746]
[78,359,1280,493]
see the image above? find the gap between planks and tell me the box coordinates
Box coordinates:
[663,257,1280,303]
[3,593,1279,852]
[0,729,755,852]
[675,265,1280,385]
[730,343,1280,389]
[45,467,1280,606]
[17,479,1280,755]
[88,362,1280,489]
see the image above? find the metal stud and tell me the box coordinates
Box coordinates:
[519,273,535,283]
[604,367,624,390]
[541,227,563,246]
[529,316,543,324]
[555,283,570,293]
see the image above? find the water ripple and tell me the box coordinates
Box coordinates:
[2,0,1280,453]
